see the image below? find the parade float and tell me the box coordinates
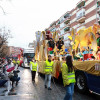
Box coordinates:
[34,24,100,79]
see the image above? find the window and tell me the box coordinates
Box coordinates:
[59,17,65,23]
[60,23,64,29]
[97,1,100,7]
[24,53,35,58]
[77,1,85,8]
[50,28,56,32]
[64,13,70,18]
[64,27,70,32]
[76,9,85,20]
[64,20,70,25]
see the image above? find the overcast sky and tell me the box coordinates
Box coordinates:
[0,0,79,48]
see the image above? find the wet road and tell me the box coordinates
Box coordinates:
[0,67,99,100]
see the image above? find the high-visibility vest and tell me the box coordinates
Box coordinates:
[45,60,53,73]
[17,60,20,65]
[61,63,66,72]
[67,71,76,84]
[32,62,37,71]
[12,60,16,64]
[62,64,76,86]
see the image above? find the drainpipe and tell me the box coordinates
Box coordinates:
[95,0,98,23]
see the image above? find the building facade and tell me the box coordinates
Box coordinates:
[47,0,100,48]
[9,46,23,57]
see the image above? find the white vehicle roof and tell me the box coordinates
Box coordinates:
[23,48,34,53]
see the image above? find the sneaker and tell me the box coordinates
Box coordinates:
[48,87,52,90]
[45,85,47,88]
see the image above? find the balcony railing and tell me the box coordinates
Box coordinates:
[97,7,100,15]
[76,10,85,23]
[64,23,70,28]
[64,13,70,18]
[76,11,85,19]
[64,26,70,32]
[97,0,100,7]
[77,0,85,8]
[64,17,70,25]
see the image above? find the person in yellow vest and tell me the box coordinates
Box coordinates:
[17,60,20,68]
[44,55,54,90]
[62,55,76,100]
[30,59,38,82]
[12,59,16,66]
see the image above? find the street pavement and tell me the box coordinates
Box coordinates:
[0,67,100,100]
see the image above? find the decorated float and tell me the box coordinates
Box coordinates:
[34,24,100,79]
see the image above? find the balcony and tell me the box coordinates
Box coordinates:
[64,17,70,25]
[77,16,85,23]
[59,17,65,24]
[64,26,70,32]
[97,0,100,7]
[64,23,70,30]
[97,8,100,15]
[76,10,85,23]
[64,12,70,18]
[77,0,85,8]
[58,21,60,24]
[50,21,56,27]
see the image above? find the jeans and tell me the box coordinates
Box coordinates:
[11,77,20,88]
[44,74,51,88]
[0,80,7,87]
[64,83,74,100]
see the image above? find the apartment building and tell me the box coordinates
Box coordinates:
[47,0,100,48]
[9,46,23,57]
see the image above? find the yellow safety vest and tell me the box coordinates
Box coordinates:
[17,60,20,65]
[61,62,66,72]
[62,63,76,86]
[12,60,16,64]
[45,60,53,73]
[32,62,37,71]
[67,71,76,84]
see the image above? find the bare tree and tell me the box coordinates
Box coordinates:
[0,44,9,57]
[0,27,11,57]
